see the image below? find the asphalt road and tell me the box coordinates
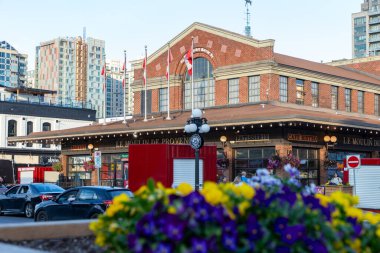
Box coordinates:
[0,214,34,224]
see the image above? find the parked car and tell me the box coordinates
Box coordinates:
[34,186,133,221]
[0,183,64,218]
[0,185,7,194]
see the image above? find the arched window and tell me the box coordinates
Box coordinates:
[26,121,33,147]
[184,57,214,109]
[8,120,17,146]
[42,122,51,148]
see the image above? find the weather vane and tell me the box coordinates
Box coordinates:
[244,0,252,37]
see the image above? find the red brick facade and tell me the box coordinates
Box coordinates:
[132,23,380,121]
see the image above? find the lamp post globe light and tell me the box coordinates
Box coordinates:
[184,109,210,191]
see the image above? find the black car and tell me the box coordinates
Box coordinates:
[34,186,133,221]
[0,183,65,218]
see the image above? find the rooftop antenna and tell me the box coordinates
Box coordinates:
[244,0,252,37]
[83,27,86,41]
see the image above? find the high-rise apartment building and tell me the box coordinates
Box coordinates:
[353,0,380,58]
[35,36,105,118]
[0,41,27,87]
[105,60,124,118]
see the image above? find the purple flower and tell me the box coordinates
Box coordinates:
[162,214,185,241]
[191,238,208,253]
[246,215,263,240]
[223,220,237,235]
[194,202,213,222]
[222,233,237,251]
[275,246,291,253]
[274,217,288,234]
[127,234,144,253]
[280,186,297,206]
[155,242,173,253]
[136,213,156,237]
[184,191,206,209]
[281,225,305,245]
[306,239,328,253]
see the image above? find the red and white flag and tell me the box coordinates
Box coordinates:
[142,57,147,86]
[122,78,125,88]
[101,65,105,76]
[184,47,192,75]
[122,62,126,71]
[166,48,173,80]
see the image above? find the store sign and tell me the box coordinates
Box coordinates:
[94,151,102,169]
[116,137,190,147]
[343,136,380,147]
[69,144,87,151]
[234,134,270,143]
[287,134,318,143]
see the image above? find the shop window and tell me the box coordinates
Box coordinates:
[375,94,380,116]
[296,79,304,105]
[357,91,364,114]
[140,90,152,115]
[228,78,239,104]
[311,82,319,107]
[67,156,92,186]
[184,57,214,109]
[293,148,319,185]
[42,122,51,148]
[7,120,17,146]
[159,87,168,112]
[345,88,351,112]
[234,147,275,177]
[26,121,33,147]
[248,76,260,103]
[279,76,288,102]
[331,86,338,110]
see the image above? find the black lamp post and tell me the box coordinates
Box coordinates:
[184,109,210,191]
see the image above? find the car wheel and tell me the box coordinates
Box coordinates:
[25,203,34,218]
[36,211,49,222]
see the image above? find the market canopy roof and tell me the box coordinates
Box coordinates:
[9,102,380,144]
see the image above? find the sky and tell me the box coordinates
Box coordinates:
[0,0,363,70]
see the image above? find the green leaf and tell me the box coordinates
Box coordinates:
[147,178,155,191]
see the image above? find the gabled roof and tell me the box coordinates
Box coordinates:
[132,22,275,68]
[274,53,380,85]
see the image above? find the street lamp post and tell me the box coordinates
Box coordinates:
[184,109,210,191]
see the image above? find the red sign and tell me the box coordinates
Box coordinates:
[347,155,361,169]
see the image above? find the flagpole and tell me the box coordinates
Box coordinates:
[103,54,106,125]
[128,68,131,116]
[144,45,148,122]
[191,37,194,112]
[123,50,127,123]
[166,43,171,120]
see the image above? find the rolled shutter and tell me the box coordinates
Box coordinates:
[173,159,203,189]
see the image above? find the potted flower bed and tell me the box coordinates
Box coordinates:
[90,167,380,252]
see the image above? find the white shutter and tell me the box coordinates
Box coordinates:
[173,159,204,189]
[349,166,380,209]
[20,171,33,184]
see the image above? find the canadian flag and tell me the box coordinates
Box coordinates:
[166,49,173,80]
[184,48,192,75]
[122,62,126,71]
[142,57,147,86]
[101,65,105,76]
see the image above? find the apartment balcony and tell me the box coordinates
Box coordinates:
[368,28,380,33]
[369,36,380,43]
[369,18,380,25]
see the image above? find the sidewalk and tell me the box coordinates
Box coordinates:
[0,243,46,253]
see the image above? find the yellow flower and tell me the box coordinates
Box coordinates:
[238,201,250,215]
[168,206,176,214]
[315,194,329,207]
[95,234,106,247]
[135,185,148,196]
[106,203,123,217]
[202,188,223,206]
[239,183,255,199]
[109,222,119,232]
[349,239,361,252]
[113,193,129,205]
[345,207,363,221]
[376,227,380,238]
[177,183,193,196]
[363,212,380,225]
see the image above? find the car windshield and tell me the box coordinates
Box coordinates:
[107,190,133,199]
[31,184,64,193]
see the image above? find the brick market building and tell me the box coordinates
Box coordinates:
[11,22,380,187]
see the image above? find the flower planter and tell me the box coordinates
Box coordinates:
[324,185,353,196]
